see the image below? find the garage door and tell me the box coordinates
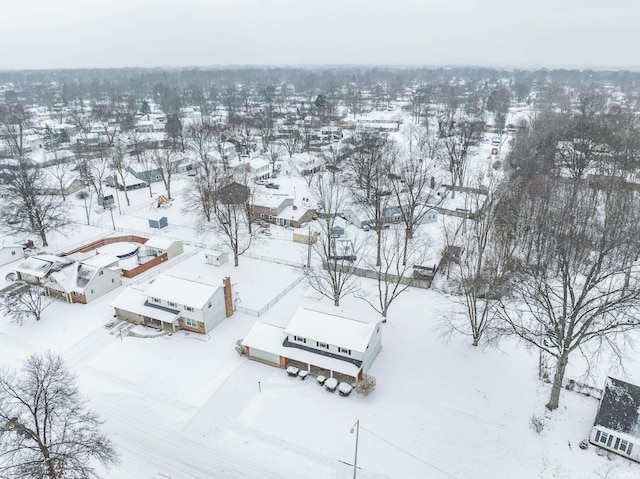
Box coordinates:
[250,348,280,366]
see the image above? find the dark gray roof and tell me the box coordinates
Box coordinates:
[594,377,640,438]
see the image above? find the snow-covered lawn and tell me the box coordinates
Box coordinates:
[1,153,639,478]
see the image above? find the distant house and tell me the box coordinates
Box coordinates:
[105,172,148,191]
[589,377,640,462]
[111,274,233,334]
[252,194,316,228]
[343,207,372,229]
[247,157,272,180]
[44,254,122,304]
[0,243,24,267]
[127,165,163,184]
[242,305,382,382]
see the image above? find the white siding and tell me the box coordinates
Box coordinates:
[0,247,24,266]
[590,427,639,462]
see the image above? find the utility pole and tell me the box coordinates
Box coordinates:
[350,419,360,479]
[307,224,312,268]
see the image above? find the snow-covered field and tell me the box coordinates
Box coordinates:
[1,144,640,478]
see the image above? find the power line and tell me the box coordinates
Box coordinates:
[360,425,464,479]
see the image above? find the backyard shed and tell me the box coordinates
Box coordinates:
[204,250,229,267]
[148,216,168,229]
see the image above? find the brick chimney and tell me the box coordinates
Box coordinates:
[223,277,233,317]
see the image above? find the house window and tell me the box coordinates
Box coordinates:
[294,336,306,344]
[111,278,115,283]
[619,440,628,453]
[185,318,198,328]
[185,306,194,312]
[168,301,177,308]
[338,347,351,355]
[90,289,95,294]
[599,432,608,444]
[50,278,56,284]
[316,342,329,350]
[208,302,212,308]
[11,251,16,256]
[99,270,104,276]
[152,297,161,303]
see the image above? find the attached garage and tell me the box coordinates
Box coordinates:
[247,347,281,366]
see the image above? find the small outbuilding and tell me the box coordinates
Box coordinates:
[589,377,640,462]
[204,250,229,267]
[148,216,168,229]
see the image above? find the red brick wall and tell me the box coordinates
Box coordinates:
[122,253,168,278]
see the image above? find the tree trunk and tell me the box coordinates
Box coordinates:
[234,253,239,267]
[546,350,569,411]
[40,231,48,247]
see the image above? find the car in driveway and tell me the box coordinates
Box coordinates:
[265,183,280,189]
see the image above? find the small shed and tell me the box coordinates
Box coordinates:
[148,216,168,229]
[204,250,229,267]
[331,226,345,238]
[98,195,115,207]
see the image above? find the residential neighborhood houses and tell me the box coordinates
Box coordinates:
[1,66,640,479]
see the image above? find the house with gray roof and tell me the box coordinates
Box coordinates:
[590,377,640,462]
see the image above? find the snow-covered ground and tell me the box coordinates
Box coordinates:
[1,134,640,478]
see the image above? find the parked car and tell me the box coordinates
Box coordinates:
[265,183,280,189]
[255,179,268,185]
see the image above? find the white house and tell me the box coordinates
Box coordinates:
[242,305,382,382]
[0,243,24,267]
[247,157,272,180]
[112,274,233,334]
[590,377,640,463]
[44,254,122,304]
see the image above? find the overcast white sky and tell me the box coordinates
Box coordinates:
[1,0,638,70]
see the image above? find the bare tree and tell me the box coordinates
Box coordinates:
[305,175,359,306]
[48,150,72,201]
[211,172,254,267]
[110,142,131,207]
[497,176,640,410]
[356,224,429,322]
[0,159,70,247]
[73,145,111,206]
[0,102,32,160]
[149,147,179,200]
[344,133,392,267]
[443,173,515,346]
[0,352,118,479]
[386,139,442,265]
[437,113,484,198]
[278,129,302,158]
[0,282,54,324]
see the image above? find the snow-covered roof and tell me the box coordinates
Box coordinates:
[112,288,179,323]
[284,305,379,353]
[16,255,72,278]
[81,253,119,269]
[253,193,291,210]
[242,322,360,377]
[249,158,269,169]
[144,274,220,310]
[277,205,310,222]
[144,236,179,251]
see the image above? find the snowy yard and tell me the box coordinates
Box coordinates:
[1,158,640,479]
